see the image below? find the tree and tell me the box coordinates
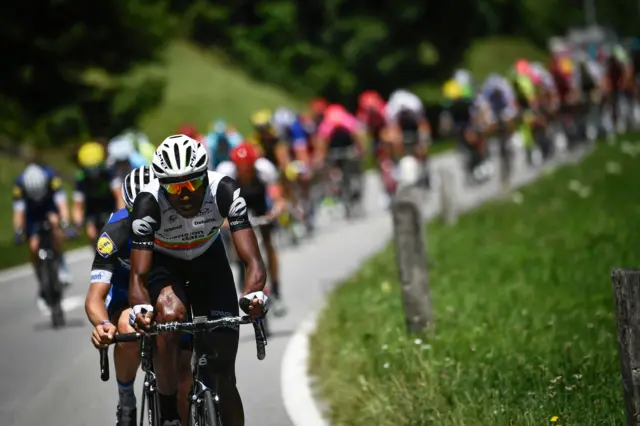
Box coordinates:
[0,0,173,146]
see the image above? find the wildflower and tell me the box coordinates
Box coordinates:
[550,416,559,422]
[414,338,422,345]
[421,344,432,351]
[380,281,391,293]
[383,362,390,369]
[573,374,582,380]
[381,344,389,351]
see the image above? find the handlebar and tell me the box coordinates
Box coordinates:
[99,313,267,382]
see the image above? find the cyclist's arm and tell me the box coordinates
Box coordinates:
[274,141,291,171]
[12,183,25,234]
[129,192,161,307]
[85,221,124,326]
[217,176,266,295]
[49,173,70,225]
[72,171,86,228]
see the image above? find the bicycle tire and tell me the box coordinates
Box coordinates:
[42,258,64,328]
[202,390,221,426]
[142,377,161,426]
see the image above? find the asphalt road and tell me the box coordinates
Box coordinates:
[0,139,590,426]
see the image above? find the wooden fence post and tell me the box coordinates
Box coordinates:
[612,268,640,425]
[438,167,458,225]
[391,187,433,333]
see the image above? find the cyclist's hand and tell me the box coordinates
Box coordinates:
[92,321,116,349]
[240,291,269,319]
[129,304,154,334]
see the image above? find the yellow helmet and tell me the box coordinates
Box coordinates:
[442,79,462,100]
[77,141,106,168]
[250,109,273,128]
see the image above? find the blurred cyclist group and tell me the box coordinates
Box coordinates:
[11,36,640,321]
[439,38,640,184]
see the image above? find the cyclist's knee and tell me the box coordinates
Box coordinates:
[155,285,187,323]
[47,212,61,229]
[86,222,98,241]
[204,332,238,379]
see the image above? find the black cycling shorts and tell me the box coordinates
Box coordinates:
[148,238,239,331]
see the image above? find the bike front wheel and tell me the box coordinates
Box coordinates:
[201,390,222,426]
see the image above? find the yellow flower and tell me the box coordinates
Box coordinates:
[550,416,559,422]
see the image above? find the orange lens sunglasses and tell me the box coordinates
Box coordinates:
[162,177,205,195]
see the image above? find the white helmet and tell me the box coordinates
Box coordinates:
[272,107,297,130]
[107,136,135,166]
[22,164,49,202]
[152,134,208,182]
[122,165,156,210]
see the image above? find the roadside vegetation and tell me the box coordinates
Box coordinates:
[309,138,639,425]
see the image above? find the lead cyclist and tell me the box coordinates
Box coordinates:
[128,135,267,426]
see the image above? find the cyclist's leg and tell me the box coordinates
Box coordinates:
[147,253,189,425]
[177,340,193,423]
[188,241,243,426]
[85,214,99,246]
[108,293,140,423]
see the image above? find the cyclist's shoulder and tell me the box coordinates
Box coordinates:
[107,208,130,225]
[95,225,128,260]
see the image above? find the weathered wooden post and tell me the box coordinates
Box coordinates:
[438,167,458,225]
[391,187,433,333]
[612,268,640,425]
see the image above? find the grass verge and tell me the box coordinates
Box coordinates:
[309,138,639,425]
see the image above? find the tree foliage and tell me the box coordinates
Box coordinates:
[0,0,173,145]
[175,0,638,107]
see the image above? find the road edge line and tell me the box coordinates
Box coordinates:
[281,309,329,426]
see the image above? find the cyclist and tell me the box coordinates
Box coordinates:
[176,123,204,144]
[107,134,146,184]
[128,134,267,426]
[305,97,330,133]
[205,119,243,170]
[217,142,287,316]
[13,162,73,296]
[271,106,316,231]
[72,141,123,247]
[383,89,432,188]
[86,166,193,426]
[249,109,290,171]
[356,90,387,164]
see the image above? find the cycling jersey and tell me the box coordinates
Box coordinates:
[317,107,360,141]
[13,165,67,237]
[278,118,310,150]
[89,208,132,316]
[130,171,251,260]
[530,62,557,92]
[480,75,518,123]
[73,167,120,218]
[385,90,424,123]
[216,158,279,217]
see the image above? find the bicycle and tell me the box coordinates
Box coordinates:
[33,218,65,328]
[99,308,267,426]
[324,146,364,220]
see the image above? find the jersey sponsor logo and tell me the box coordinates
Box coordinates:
[229,188,247,217]
[132,216,157,235]
[12,185,22,198]
[163,225,183,233]
[91,271,104,281]
[192,218,216,226]
[196,207,212,217]
[97,232,117,258]
[169,214,178,223]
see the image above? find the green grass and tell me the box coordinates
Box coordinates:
[309,138,640,425]
[140,40,305,142]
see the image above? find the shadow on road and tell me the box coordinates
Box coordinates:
[240,328,294,343]
[33,318,86,332]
